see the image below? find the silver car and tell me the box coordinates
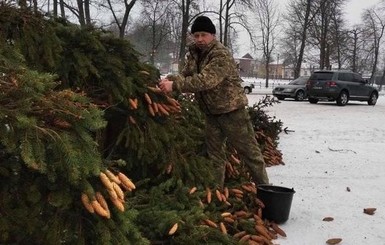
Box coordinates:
[241,79,255,94]
[272,76,310,101]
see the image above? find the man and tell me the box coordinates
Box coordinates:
[159,16,269,188]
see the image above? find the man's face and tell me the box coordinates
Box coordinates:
[192,32,215,49]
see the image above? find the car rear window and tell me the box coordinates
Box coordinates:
[310,72,333,80]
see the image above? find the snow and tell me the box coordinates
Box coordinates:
[246,88,385,245]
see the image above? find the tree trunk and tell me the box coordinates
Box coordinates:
[53,0,58,17]
[77,0,86,27]
[150,19,156,65]
[178,0,190,71]
[265,61,269,88]
[32,0,38,13]
[119,0,136,38]
[352,30,358,72]
[378,69,385,91]
[319,15,328,70]
[84,0,91,26]
[223,0,230,47]
[336,37,341,69]
[219,0,223,43]
[325,43,331,70]
[294,0,311,78]
[59,0,65,18]
[370,40,379,84]
[19,0,27,9]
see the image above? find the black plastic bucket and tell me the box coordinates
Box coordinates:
[256,184,295,224]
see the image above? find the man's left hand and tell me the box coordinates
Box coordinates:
[159,79,173,93]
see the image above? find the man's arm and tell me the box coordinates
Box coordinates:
[172,50,231,93]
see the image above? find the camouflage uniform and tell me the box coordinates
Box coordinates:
[168,39,269,187]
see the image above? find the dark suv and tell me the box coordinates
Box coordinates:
[306,70,378,106]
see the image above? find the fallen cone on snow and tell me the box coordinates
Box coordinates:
[270,222,287,237]
[363,208,376,215]
[326,238,342,244]
[322,217,334,222]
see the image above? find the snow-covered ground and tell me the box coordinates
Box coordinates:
[246,92,385,245]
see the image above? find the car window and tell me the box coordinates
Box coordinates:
[297,79,308,85]
[353,73,363,82]
[290,76,309,85]
[290,79,307,85]
[310,72,333,80]
[338,73,353,81]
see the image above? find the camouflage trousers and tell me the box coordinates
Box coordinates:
[205,108,269,188]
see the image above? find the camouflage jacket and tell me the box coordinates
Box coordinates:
[169,39,248,115]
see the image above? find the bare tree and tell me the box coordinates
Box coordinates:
[178,0,191,70]
[140,0,172,65]
[378,54,385,90]
[49,0,92,27]
[316,0,332,69]
[255,0,279,88]
[346,27,367,73]
[307,0,346,70]
[281,0,321,78]
[103,0,137,38]
[52,0,58,16]
[290,0,310,77]
[362,7,385,84]
[49,0,65,18]
[168,0,201,71]
[167,5,183,63]
[329,4,347,70]
[219,0,233,46]
[59,0,65,17]
[349,28,360,72]
[218,0,254,49]
[76,0,86,26]
[84,0,91,25]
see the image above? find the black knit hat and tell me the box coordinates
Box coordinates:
[191,16,216,34]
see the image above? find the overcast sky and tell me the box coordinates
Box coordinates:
[235,0,382,57]
[343,0,381,26]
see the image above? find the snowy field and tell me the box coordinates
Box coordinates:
[246,92,385,245]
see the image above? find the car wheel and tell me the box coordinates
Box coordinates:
[309,98,318,104]
[295,90,305,101]
[276,96,285,100]
[336,91,349,106]
[368,92,378,105]
[244,87,251,94]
